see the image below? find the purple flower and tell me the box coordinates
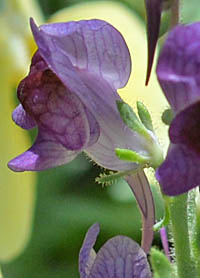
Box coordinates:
[156,23,200,196]
[79,223,152,278]
[8,18,155,172]
[144,0,162,85]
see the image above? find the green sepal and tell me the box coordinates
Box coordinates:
[115,148,150,165]
[150,248,172,278]
[95,171,121,186]
[136,101,154,131]
[162,108,173,125]
[154,196,170,231]
[116,100,150,139]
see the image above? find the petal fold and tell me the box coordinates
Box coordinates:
[79,223,99,278]
[31,18,131,89]
[12,104,36,130]
[81,73,149,171]
[8,131,79,171]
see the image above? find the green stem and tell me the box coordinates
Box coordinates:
[192,191,200,276]
[169,193,196,278]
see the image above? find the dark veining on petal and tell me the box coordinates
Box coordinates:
[17,52,91,151]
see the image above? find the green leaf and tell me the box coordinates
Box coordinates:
[154,196,170,231]
[137,101,154,131]
[150,248,172,278]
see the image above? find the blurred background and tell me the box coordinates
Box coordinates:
[0,0,199,277]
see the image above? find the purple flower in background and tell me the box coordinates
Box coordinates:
[79,223,152,278]
[8,18,154,172]
[156,23,200,196]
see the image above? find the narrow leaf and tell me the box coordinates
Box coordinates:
[137,101,154,131]
[116,100,149,138]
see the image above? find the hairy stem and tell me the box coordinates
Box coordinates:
[169,193,196,278]
[191,190,200,276]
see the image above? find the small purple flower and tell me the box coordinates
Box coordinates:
[79,223,152,278]
[156,23,200,196]
[8,18,155,172]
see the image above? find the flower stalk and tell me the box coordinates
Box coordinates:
[192,191,200,276]
[169,193,197,278]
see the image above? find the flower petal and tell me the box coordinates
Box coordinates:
[18,53,94,151]
[31,18,131,89]
[84,109,100,147]
[169,101,200,152]
[81,73,149,171]
[90,235,152,278]
[30,19,150,171]
[157,23,200,112]
[49,1,169,156]
[156,144,200,196]
[79,223,99,278]
[144,0,162,85]
[157,101,200,196]
[8,131,79,171]
[12,104,36,130]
